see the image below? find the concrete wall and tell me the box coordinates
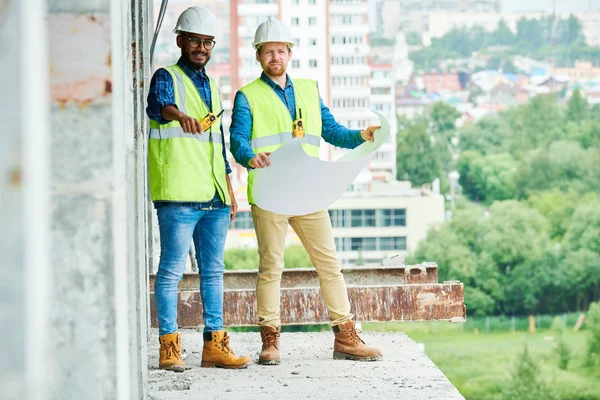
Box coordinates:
[46,0,151,398]
[0,1,51,399]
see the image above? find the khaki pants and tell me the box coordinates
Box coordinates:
[251,205,353,327]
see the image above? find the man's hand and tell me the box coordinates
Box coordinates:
[226,175,237,222]
[177,112,203,134]
[249,152,272,169]
[230,196,238,222]
[360,125,380,143]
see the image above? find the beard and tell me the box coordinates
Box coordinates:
[264,62,286,77]
[183,50,211,70]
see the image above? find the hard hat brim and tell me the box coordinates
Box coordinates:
[253,41,295,50]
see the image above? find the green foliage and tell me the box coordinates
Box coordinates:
[283,245,311,269]
[552,316,572,370]
[504,345,558,400]
[430,102,461,133]
[405,30,421,46]
[567,89,588,123]
[396,122,449,186]
[458,152,518,204]
[491,19,516,46]
[224,247,259,270]
[224,246,311,270]
[409,15,600,69]
[587,301,600,369]
[526,190,597,241]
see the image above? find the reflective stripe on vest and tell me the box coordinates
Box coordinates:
[149,126,224,144]
[148,64,230,204]
[240,78,322,204]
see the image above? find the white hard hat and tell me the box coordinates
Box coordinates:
[253,18,295,50]
[173,6,217,37]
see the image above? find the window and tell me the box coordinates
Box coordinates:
[379,237,407,251]
[330,208,406,228]
[309,0,316,3]
[293,38,300,47]
[309,59,317,68]
[291,17,299,26]
[292,0,299,3]
[230,212,254,230]
[308,17,316,26]
[371,87,391,95]
[340,236,407,252]
[379,209,406,227]
[309,38,317,46]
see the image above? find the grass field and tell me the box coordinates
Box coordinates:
[363,322,600,400]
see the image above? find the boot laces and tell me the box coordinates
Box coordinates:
[164,340,182,360]
[262,330,280,350]
[220,334,234,355]
[346,327,365,345]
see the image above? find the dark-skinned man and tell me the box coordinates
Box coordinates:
[146,6,251,371]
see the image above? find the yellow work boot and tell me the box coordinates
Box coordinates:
[332,321,382,361]
[159,332,185,372]
[201,331,252,369]
[258,325,281,365]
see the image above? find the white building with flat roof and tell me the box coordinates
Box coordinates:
[226,181,445,266]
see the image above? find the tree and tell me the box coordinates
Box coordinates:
[586,301,600,368]
[396,122,447,186]
[430,102,461,134]
[479,201,550,272]
[526,189,584,240]
[567,88,588,123]
[491,19,516,45]
[551,316,571,370]
[459,116,511,155]
[405,30,422,46]
[504,345,558,400]
[562,200,600,310]
[558,15,584,46]
[458,152,518,204]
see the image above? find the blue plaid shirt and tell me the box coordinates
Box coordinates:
[230,72,364,169]
[146,58,231,175]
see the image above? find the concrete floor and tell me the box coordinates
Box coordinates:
[147,329,464,400]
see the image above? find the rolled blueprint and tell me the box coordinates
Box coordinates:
[252,110,390,216]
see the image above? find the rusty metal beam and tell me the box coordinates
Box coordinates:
[148,263,440,291]
[148,263,465,327]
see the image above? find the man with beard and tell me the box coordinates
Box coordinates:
[230,18,382,365]
[146,6,251,371]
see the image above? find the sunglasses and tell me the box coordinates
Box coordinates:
[181,35,216,50]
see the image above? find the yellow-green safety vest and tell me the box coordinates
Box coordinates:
[240,78,322,204]
[148,64,231,204]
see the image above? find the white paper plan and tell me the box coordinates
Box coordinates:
[252,110,390,216]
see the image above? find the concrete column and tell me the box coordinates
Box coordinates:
[46,0,145,399]
[0,1,52,399]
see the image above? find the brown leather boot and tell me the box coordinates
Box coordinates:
[201,331,252,369]
[159,332,185,372]
[333,321,382,361]
[258,326,281,365]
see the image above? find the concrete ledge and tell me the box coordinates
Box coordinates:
[147,329,465,400]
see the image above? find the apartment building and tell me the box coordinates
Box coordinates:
[369,61,397,181]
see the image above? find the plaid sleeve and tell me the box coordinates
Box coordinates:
[146,68,177,124]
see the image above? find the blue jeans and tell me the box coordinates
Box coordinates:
[154,202,230,335]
